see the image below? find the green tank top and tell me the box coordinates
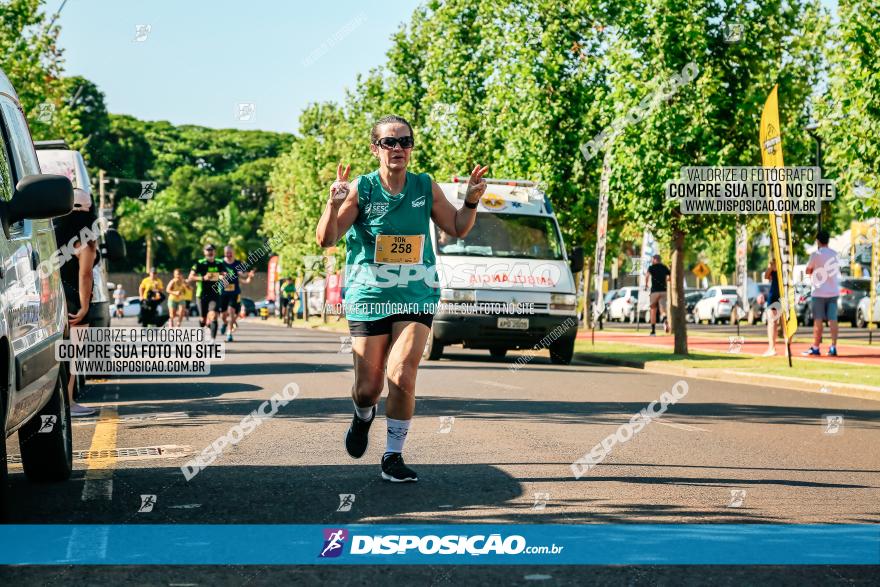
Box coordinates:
[343,170,439,321]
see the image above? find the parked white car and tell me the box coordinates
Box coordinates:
[607,287,641,322]
[692,286,739,324]
[855,284,880,328]
[1,66,77,512]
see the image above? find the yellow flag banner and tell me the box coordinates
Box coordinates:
[760,85,798,346]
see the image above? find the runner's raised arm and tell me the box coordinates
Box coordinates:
[316,163,360,247]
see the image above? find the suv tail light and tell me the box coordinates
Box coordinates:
[719,297,731,304]
[839,288,853,295]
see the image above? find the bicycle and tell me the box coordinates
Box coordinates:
[284,301,294,327]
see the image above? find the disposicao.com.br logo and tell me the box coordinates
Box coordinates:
[318,528,563,558]
[319,528,349,558]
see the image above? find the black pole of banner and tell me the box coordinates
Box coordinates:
[787,339,792,367]
[870,330,873,345]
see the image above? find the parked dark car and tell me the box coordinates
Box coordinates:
[838,278,871,326]
[684,290,705,323]
[794,284,812,325]
[241,297,257,316]
[796,279,869,326]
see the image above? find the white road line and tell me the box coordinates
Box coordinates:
[65,525,109,562]
[81,478,113,500]
[474,379,523,390]
[652,420,709,432]
[72,411,190,426]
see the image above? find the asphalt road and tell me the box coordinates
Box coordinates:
[4,317,879,585]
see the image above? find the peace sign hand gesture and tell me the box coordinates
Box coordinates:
[329,163,352,208]
[464,165,489,204]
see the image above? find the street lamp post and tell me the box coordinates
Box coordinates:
[805,122,823,234]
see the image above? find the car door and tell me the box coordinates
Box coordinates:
[708,288,722,315]
[697,289,715,320]
[874,283,880,322]
[610,289,627,320]
[0,96,62,430]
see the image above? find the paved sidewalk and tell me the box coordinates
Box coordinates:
[577,330,880,366]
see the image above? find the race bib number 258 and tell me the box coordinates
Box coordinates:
[374,235,424,265]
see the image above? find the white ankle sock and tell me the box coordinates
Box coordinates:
[353,400,374,421]
[385,418,411,454]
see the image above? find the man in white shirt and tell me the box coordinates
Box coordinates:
[113,284,126,318]
[804,230,840,356]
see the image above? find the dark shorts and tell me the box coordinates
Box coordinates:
[812,296,838,321]
[199,296,220,319]
[219,292,240,312]
[348,313,434,337]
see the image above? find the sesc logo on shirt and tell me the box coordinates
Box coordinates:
[367,202,389,217]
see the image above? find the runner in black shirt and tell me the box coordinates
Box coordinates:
[219,245,253,342]
[644,254,671,335]
[188,243,225,340]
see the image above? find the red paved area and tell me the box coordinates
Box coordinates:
[576,330,880,367]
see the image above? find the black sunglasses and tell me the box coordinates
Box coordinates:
[373,136,414,150]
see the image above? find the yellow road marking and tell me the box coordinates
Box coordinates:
[80,406,118,501]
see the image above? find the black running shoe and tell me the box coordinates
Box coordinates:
[344,406,375,459]
[381,452,418,483]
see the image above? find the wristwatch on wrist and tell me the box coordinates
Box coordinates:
[464,200,478,209]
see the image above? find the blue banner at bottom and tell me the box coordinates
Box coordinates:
[1,525,877,565]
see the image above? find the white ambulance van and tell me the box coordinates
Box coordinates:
[425,178,583,364]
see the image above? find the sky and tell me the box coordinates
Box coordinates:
[52,0,838,135]
[52,0,424,134]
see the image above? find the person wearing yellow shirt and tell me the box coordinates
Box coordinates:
[139,268,164,301]
[166,268,189,327]
[181,279,194,322]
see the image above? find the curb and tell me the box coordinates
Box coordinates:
[253,317,347,332]
[574,352,880,402]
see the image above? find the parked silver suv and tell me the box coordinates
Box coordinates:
[0,67,76,515]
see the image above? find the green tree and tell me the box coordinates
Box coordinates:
[116,196,183,272]
[598,0,826,353]
[0,0,82,145]
[264,0,612,272]
[820,0,880,224]
[196,200,261,259]
[265,104,351,276]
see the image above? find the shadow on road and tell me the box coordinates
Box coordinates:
[6,462,819,525]
[78,381,265,403]
[71,391,880,429]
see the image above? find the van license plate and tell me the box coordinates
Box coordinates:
[498,318,529,330]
